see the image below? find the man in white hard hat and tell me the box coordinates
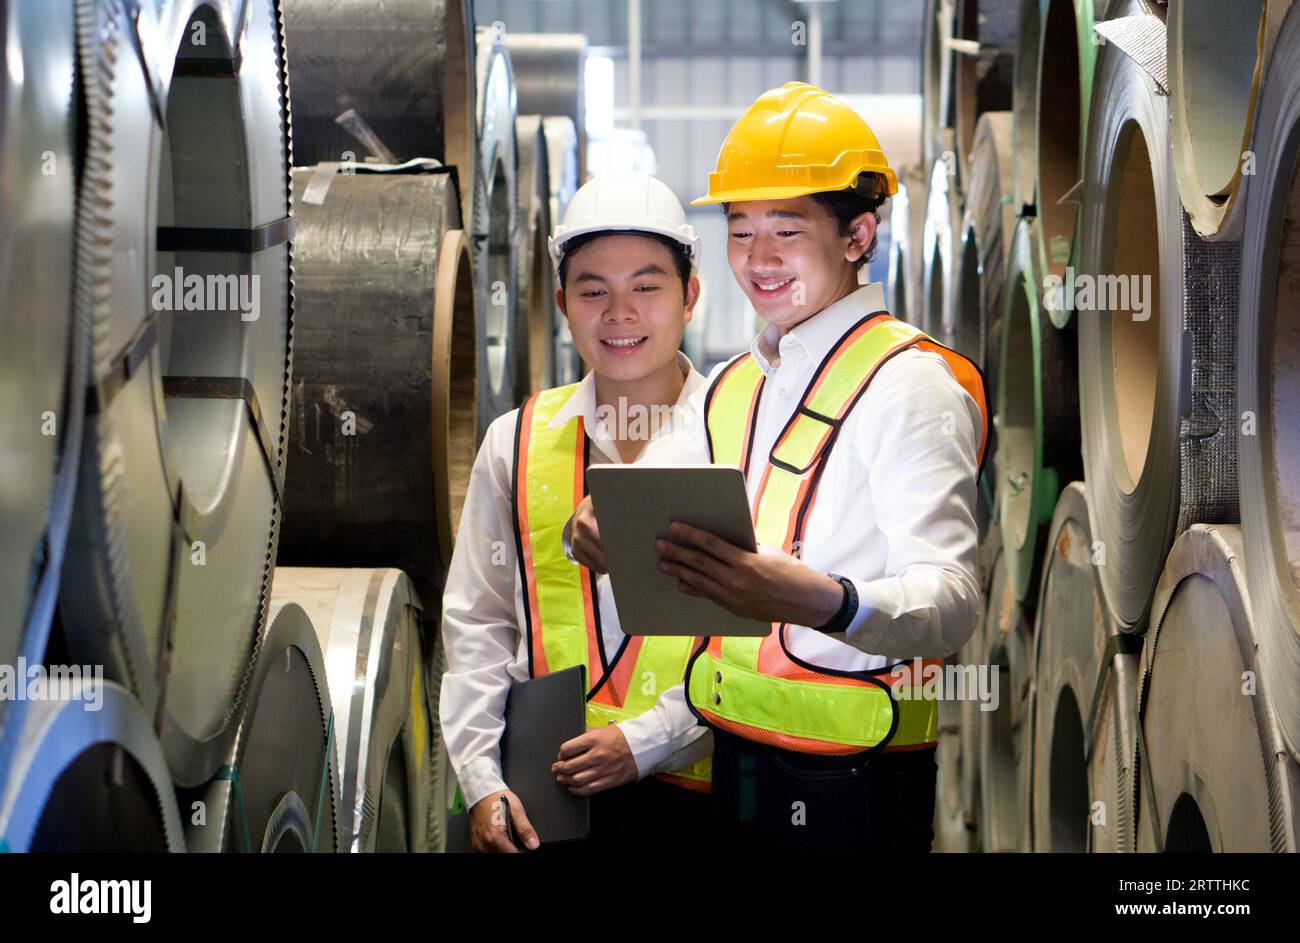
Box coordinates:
[439,170,714,853]
[569,84,990,853]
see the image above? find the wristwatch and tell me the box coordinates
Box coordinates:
[814,573,859,633]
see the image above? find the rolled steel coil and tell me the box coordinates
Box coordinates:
[1237,1,1300,762]
[284,0,460,167]
[1078,6,1241,632]
[473,25,522,436]
[0,679,184,852]
[1011,0,1042,212]
[271,567,435,852]
[541,115,582,385]
[1030,0,1097,326]
[979,534,1035,852]
[887,164,928,328]
[1168,0,1295,240]
[0,0,86,775]
[516,115,554,393]
[59,0,295,789]
[278,168,478,612]
[997,217,1081,604]
[424,622,455,852]
[920,131,962,341]
[1135,525,1300,851]
[181,600,340,852]
[921,0,956,168]
[504,32,588,183]
[1031,483,1140,851]
[952,1,1018,178]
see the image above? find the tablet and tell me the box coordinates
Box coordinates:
[587,464,770,636]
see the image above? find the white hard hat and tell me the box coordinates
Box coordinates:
[548,170,700,275]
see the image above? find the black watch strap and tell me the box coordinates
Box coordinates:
[815,573,858,633]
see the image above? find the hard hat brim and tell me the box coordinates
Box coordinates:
[691,174,899,207]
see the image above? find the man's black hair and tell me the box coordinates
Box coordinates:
[721,172,889,271]
[557,230,692,294]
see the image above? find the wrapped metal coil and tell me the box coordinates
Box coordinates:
[921,0,956,168]
[1030,0,1097,326]
[181,600,340,852]
[272,568,435,852]
[516,115,553,393]
[958,527,1002,845]
[0,680,184,852]
[278,168,478,613]
[542,115,582,385]
[920,130,962,341]
[0,0,85,776]
[997,217,1081,604]
[978,537,1036,852]
[1135,525,1300,851]
[1078,6,1240,632]
[504,33,588,183]
[1011,0,1042,211]
[60,0,295,788]
[952,1,1018,178]
[886,164,928,327]
[1031,483,1140,851]
[473,24,522,436]
[1236,1,1300,762]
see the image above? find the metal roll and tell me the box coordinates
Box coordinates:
[1032,0,1098,326]
[474,24,522,437]
[933,687,974,851]
[997,217,1081,604]
[0,680,183,852]
[979,534,1035,852]
[1135,525,1300,851]
[920,131,962,341]
[886,164,928,327]
[1011,0,1042,211]
[921,0,956,168]
[504,33,588,183]
[0,0,84,775]
[958,526,1002,843]
[1078,4,1241,632]
[60,0,295,788]
[516,115,553,394]
[284,0,460,167]
[542,115,582,385]
[181,600,340,852]
[952,1,1018,178]
[1030,483,1140,851]
[424,623,455,852]
[271,567,434,852]
[1168,1,1295,239]
[1237,1,1300,763]
[278,169,478,612]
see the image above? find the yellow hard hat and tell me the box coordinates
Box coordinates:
[692,82,898,205]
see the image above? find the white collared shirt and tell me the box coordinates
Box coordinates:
[697,282,984,670]
[439,352,713,810]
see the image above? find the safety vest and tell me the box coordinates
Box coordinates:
[513,384,712,790]
[686,311,989,756]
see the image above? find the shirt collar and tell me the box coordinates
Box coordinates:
[547,350,705,443]
[750,282,887,375]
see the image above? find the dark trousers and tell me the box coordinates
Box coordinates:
[544,776,711,853]
[708,730,937,853]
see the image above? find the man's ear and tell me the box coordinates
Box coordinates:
[555,285,568,318]
[682,275,701,324]
[844,210,877,264]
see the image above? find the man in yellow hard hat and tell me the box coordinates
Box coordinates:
[570,83,990,852]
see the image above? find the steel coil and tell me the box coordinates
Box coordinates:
[504,33,588,183]
[0,0,85,775]
[997,217,1081,604]
[0,681,183,851]
[278,168,478,611]
[953,1,1018,178]
[978,538,1035,851]
[1078,5,1241,632]
[516,115,553,393]
[920,131,962,341]
[1237,1,1300,763]
[1030,483,1140,851]
[1135,525,1300,851]
[541,115,582,385]
[922,0,956,168]
[886,164,928,327]
[473,25,522,436]
[181,600,340,852]
[59,0,295,788]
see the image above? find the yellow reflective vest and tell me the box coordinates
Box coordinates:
[512,384,711,789]
[685,311,989,755]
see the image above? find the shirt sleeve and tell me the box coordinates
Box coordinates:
[840,351,983,659]
[438,413,522,810]
[615,682,713,778]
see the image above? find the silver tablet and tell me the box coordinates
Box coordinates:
[587,464,770,637]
